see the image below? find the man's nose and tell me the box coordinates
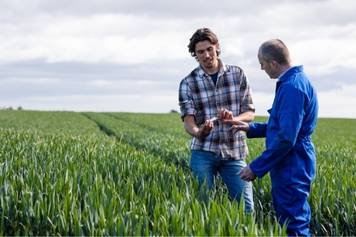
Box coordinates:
[203,51,210,58]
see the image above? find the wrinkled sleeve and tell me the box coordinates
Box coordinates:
[239,71,255,113]
[178,79,195,121]
[247,122,267,138]
[250,85,305,178]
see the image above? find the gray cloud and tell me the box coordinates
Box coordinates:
[2,57,354,102]
[241,64,356,94]
[0,0,277,18]
[0,0,355,117]
[310,66,356,91]
[0,59,193,99]
[2,0,350,24]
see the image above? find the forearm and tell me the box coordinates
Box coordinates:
[183,115,213,139]
[234,111,255,122]
[184,120,200,138]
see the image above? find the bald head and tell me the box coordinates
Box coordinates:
[258,39,291,66]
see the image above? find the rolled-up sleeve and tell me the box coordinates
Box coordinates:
[178,79,195,121]
[239,72,255,113]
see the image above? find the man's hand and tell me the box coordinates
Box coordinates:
[230,120,250,132]
[218,108,254,126]
[196,119,214,139]
[183,115,214,140]
[239,166,256,182]
[218,108,233,120]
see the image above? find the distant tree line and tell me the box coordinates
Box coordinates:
[169,109,179,113]
[0,106,23,110]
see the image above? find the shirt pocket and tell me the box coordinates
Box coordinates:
[193,90,216,125]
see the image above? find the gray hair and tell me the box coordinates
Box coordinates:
[259,39,291,65]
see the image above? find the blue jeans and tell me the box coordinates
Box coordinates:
[190,150,254,213]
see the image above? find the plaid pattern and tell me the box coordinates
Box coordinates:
[179,61,255,160]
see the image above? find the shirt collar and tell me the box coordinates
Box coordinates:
[197,59,227,78]
[278,65,304,82]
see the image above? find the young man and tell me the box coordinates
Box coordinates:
[225,39,318,236]
[178,28,255,212]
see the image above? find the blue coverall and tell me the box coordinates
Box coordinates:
[247,66,318,236]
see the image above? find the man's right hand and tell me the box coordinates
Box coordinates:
[183,115,214,140]
[196,119,214,139]
[230,120,250,133]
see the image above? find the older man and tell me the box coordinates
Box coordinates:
[224,39,318,236]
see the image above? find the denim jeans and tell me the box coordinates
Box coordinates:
[190,150,254,213]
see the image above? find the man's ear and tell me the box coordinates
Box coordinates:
[270,60,278,68]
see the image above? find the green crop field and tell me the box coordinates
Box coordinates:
[0,110,355,236]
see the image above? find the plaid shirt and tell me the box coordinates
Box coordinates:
[179,61,255,160]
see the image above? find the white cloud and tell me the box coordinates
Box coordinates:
[250,92,275,116]
[290,28,356,72]
[317,85,356,118]
[0,13,191,64]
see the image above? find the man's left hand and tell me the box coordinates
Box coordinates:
[239,166,256,182]
[218,108,233,120]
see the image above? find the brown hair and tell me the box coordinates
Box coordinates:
[188,28,220,57]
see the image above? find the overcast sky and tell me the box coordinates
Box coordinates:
[1,0,356,118]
